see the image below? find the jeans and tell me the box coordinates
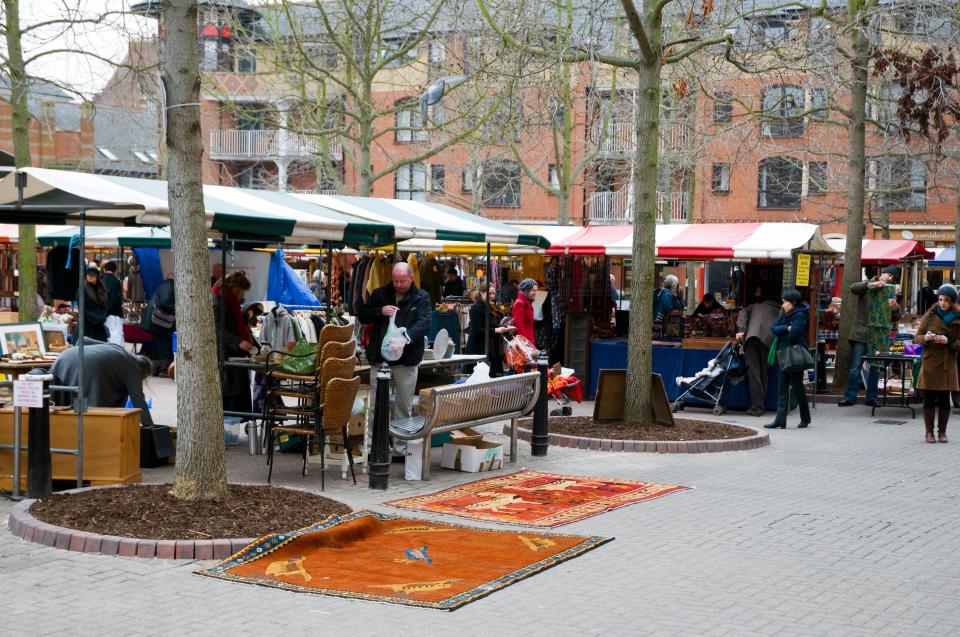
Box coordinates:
[842,340,880,403]
[369,364,419,456]
[774,368,811,425]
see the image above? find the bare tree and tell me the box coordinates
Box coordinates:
[162,0,228,501]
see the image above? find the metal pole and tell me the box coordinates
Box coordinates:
[27,375,52,498]
[11,406,22,498]
[76,210,86,487]
[484,242,491,359]
[531,350,550,456]
[326,242,334,321]
[368,363,391,490]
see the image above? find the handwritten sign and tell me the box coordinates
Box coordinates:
[13,380,43,408]
[795,253,811,287]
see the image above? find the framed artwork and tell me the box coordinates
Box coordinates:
[0,322,47,357]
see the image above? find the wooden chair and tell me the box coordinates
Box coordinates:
[266,355,358,484]
[315,376,361,490]
[318,323,355,351]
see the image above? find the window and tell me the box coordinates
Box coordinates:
[237,46,256,73]
[380,37,417,67]
[711,163,730,193]
[871,157,926,210]
[461,166,473,192]
[306,43,339,70]
[807,161,827,195]
[395,102,426,143]
[806,88,828,121]
[430,164,445,192]
[761,85,804,137]
[395,164,427,201]
[147,151,158,161]
[758,157,802,209]
[133,151,152,164]
[481,160,520,207]
[97,147,118,161]
[548,165,559,190]
[714,92,733,123]
[428,39,445,65]
[756,18,792,45]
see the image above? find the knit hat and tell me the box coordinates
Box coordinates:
[782,289,803,305]
[518,278,537,292]
[85,266,100,276]
[881,266,901,278]
[937,284,958,302]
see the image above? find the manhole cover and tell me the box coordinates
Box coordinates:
[874,419,907,425]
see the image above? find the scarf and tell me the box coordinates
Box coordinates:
[934,305,959,325]
[213,283,252,343]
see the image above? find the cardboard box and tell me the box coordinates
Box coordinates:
[441,439,503,473]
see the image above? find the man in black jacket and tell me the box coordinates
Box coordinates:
[101,261,123,317]
[141,274,175,376]
[359,262,432,424]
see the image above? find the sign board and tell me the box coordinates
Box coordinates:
[13,380,43,408]
[795,253,811,287]
[593,371,675,426]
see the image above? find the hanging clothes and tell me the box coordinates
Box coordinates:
[126,259,145,304]
[522,255,545,284]
[420,256,444,305]
[260,305,298,351]
[365,254,392,296]
[47,246,81,302]
[407,254,421,287]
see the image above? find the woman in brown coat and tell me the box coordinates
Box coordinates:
[914,285,960,443]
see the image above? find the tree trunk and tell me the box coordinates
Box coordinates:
[879,199,890,239]
[954,184,960,284]
[163,0,228,501]
[832,3,870,391]
[3,0,38,321]
[623,53,661,423]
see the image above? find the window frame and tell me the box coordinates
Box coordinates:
[395,101,427,143]
[481,160,521,208]
[429,164,445,192]
[713,92,733,124]
[761,84,805,137]
[758,156,803,209]
[806,161,827,196]
[711,163,731,194]
[395,163,428,201]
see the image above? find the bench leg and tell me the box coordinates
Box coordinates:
[510,417,518,463]
[421,437,431,480]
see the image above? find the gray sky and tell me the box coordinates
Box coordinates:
[8,0,156,99]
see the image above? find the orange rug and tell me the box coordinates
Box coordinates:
[197,510,611,610]
[386,469,688,527]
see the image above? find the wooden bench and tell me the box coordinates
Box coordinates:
[389,372,541,480]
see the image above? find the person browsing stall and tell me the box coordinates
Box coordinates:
[736,296,781,416]
[51,340,155,427]
[213,271,258,414]
[442,267,465,298]
[466,284,515,376]
[512,278,538,344]
[915,284,960,444]
[358,262,433,422]
[693,293,726,317]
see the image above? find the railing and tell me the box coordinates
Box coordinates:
[587,190,689,224]
[291,189,341,195]
[208,129,343,161]
[590,120,690,154]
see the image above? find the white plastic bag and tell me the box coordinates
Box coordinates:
[405,439,423,481]
[380,314,410,362]
[465,361,491,384]
[105,315,125,345]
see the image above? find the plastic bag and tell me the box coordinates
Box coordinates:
[105,315,125,345]
[380,314,410,362]
[280,338,317,374]
[465,361,491,384]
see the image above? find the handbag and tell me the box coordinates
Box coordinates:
[279,338,317,374]
[151,306,175,331]
[777,343,814,372]
[766,336,779,366]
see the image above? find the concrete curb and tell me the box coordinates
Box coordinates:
[507,424,769,453]
[7,487,254,560]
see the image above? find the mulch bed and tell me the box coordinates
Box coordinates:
[520,416,756,441]
[29,484,352,540]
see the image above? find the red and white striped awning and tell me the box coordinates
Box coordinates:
[826,239,934,264]
[545,223,837,259]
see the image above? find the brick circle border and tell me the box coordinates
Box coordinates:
[6,484,279,559]
[506,424,769,453]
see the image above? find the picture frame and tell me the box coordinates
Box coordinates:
[0,321,47,357]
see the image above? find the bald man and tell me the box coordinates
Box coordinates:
[359,262,433,427]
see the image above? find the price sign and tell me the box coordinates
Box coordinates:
[795,253,811,287]
[13,380,44,408]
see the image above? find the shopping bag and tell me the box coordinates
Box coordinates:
[777,344,814,372]
[105,315,125,345]
[766,336,779,366]
[280,338,317,374]
[380,314,410,362]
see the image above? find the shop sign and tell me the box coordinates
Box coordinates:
[795,253,811,287]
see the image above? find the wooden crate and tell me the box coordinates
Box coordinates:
[0,407,141,489]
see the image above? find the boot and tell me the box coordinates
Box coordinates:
[938,408,949,443]
[924,409,936,444]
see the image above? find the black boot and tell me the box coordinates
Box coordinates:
[924,409,936,444]
[764,420,786,429]
[938,408,949,443]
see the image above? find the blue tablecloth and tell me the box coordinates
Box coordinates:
[588,339,779,411]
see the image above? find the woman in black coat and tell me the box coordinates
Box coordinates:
[466,284,515,377]
[79,267,109,342]
[766,289,811,429]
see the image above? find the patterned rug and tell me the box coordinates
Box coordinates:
[386,469,689,527]
[196,510,611,610]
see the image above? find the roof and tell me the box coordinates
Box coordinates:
[36,225,171,248]
[92,106,159,176]
[545,223,837,259]
[0,75,84,131]
[930,246,955,268]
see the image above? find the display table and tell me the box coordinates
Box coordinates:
[0,407,141,490]
[588,339,779,411]
[863,354,917,418]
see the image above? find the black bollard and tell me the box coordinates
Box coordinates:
[368,363,392,490]
[26,376,52,498]
[531,351,550,457]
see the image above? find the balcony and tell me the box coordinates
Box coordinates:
[208,129,343,161]
[291,188,341,195]
[587,190,689,224]
[590,120,690,156]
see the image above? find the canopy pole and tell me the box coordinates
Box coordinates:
[218,232,227,388]
[76,209,86,488]
[325,242,334,322]
[484,242,491,359]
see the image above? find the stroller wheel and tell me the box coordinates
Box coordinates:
[713,405,727,416]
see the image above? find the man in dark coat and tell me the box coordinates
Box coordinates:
[51,339,154,426]
[141,275,175,376]
[100,261,123,317]
[358,262,432,424]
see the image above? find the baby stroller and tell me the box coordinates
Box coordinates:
[671,340,747,416]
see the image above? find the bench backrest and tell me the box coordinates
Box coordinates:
[421,372,540,428]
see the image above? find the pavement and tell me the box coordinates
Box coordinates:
[4,380,960,636]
